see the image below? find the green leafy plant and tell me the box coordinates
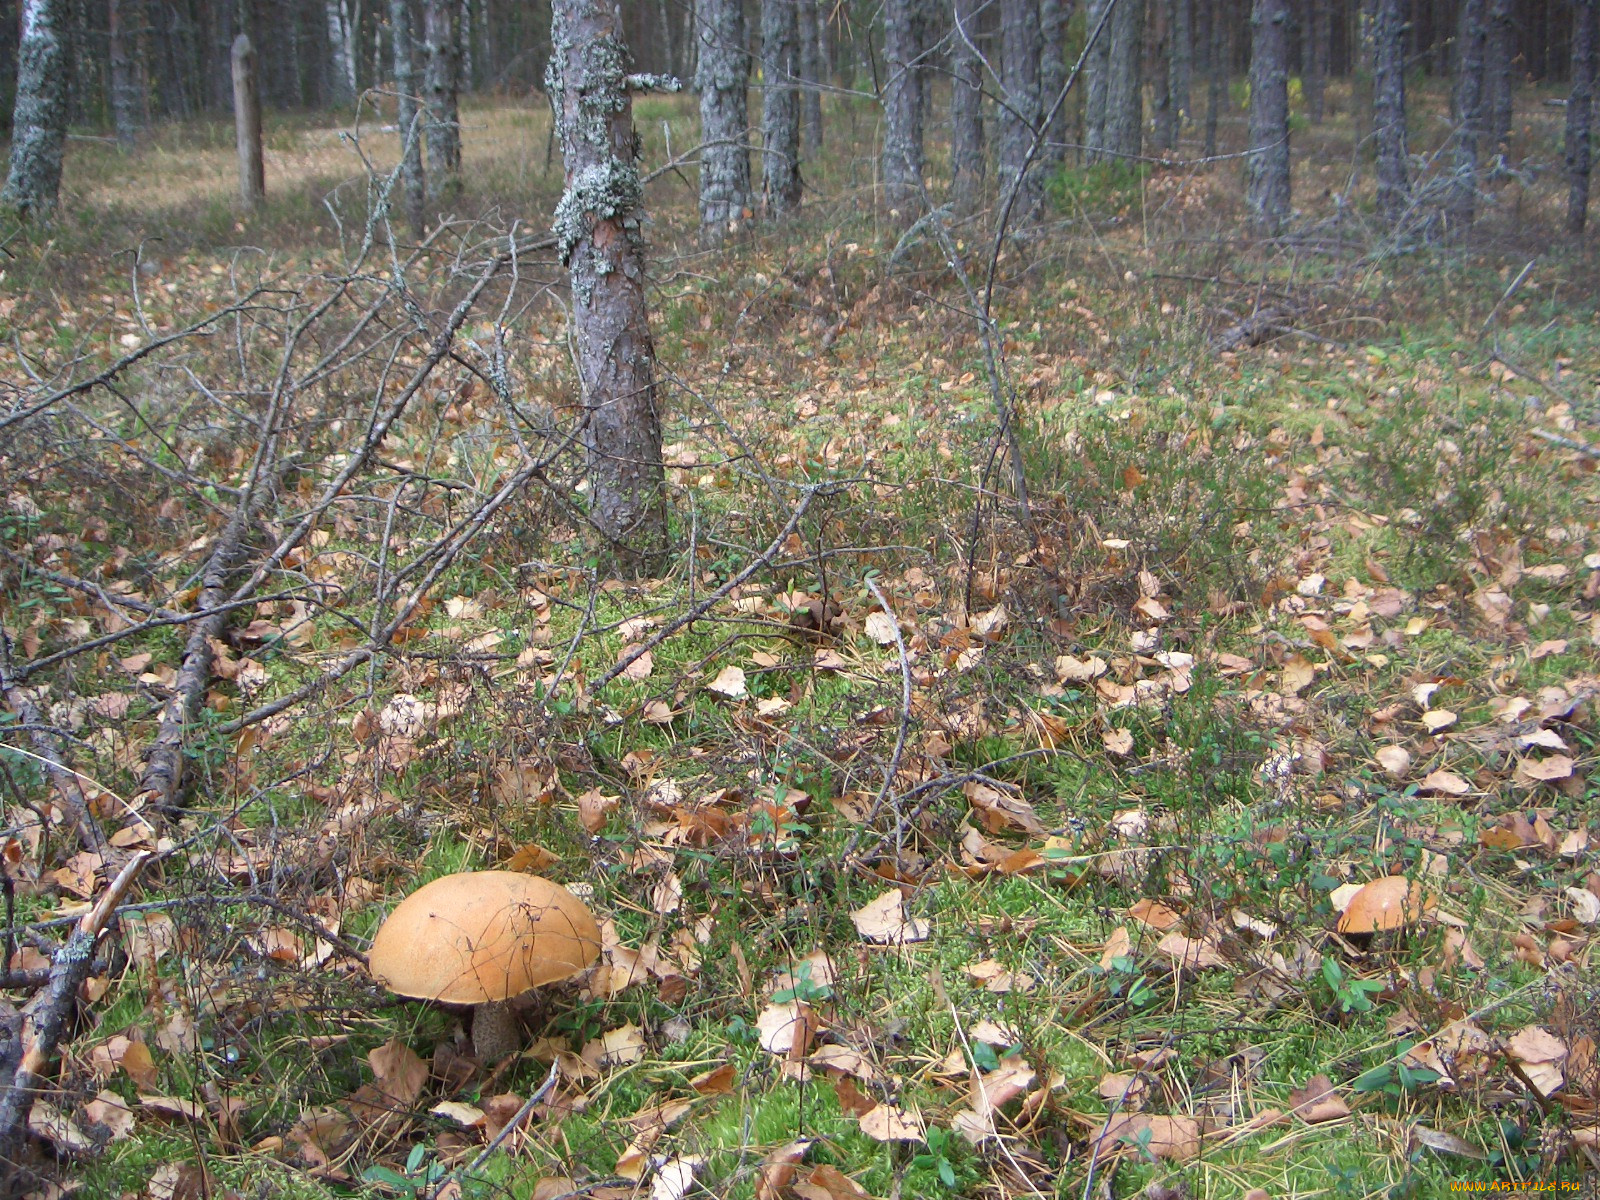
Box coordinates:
[910,1126,960,1190]
[1323,958,1386,1014]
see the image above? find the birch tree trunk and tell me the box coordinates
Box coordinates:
[1448,0,1488,233]
[799,0,824,151]
[695,0,752,243]
[109,0,143,149]
[762,0,803,214]
[882,0,923,211]
[424,0,462,197]
[390,0,427,236]
[232,34,265,209]
[326,0,357,105]
[950,0,986,210]
[1104,0,1145,162]
[1247,0,1290,233]
[548,0,670,571]
[3,0,69,218]
[1568,0,1598,234]
[1373,0,1409,224]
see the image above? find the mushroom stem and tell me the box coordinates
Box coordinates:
[472,999,521,1064]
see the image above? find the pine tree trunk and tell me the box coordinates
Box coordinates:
[109,0,143,149]
[1084,0,1111,160]
[1153,0,1175,151]
[695,0,752,243]
[1205,0,1224,157]
[3,0,69,218]
[424,0,462,197]
[1301,0,1325,123]
[1247,0,1290,233]
[1568,0,1598,234]
[762,0,802,214]
[1171,0,1193,130]
[1373,0,1408,224]
[951,0,986,210]
[799,0,824,152]
[1039,0,1070,166]
[548,0,669,572]
[1448,0,1487,233]
[1485,0,1514,150]
[391,0,427,236]
[1104,0,1145,162]
[882,0,923,211]
[999,0,1043,215]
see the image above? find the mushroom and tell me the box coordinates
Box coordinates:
[367,871,601,1064]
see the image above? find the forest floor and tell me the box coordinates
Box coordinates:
[3,82,1600,1200]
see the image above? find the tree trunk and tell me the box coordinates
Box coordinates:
[1448,0,1487,233]
[326,0,357,105]
[1152,0,1175,151]
[1301,0,1325,123]
[999,0,1042,217]
[391,0,427,236]
[1205,0,1224,157]
[762,0,802,214]
[882,0,923,211]
[3,0,69,218]
[1104,0,1145,162]
[799,0,824,151]
[1247,0,1289,233]
[695,0,752,243]
[1568,0,1598,234]
[232,34,266,210]
[109,0,142,149]
[1084,0,1112,160]
[950,0,986,210]
[1373,0,1408,223]
[1485,0,1514,150]
[1039,0,1070,166]
[424,0,462,198]
[1171,0,1193,130]
[548,0,670,572]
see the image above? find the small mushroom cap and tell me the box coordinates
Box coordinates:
[1336,876,1435,934]
[368,872,601,1004]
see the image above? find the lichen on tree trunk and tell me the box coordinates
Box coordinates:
[882,0,923,213]
[761,0,803,216]
[1373,0,1409,225]
[424,0,462,199]
[3,0,69,219]
[390,0,427,237]
[1568,0,1599,234]
[949,0,986,212]
[1246,0,1291,235]
[549,0,670,574]
[998,0,1042,219]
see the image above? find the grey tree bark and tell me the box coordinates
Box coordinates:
[1171,0,1193,129]
[109,0,143,149]
[1448,0,1488,232]
[548,0,670,571]
[1103,0,1145,163]
[425,0,463,197]
[1039,0,1071,166]
[950,0,986,210]
[1485,0,1515,150]
[1568,0,1598,233]
[1247,0,1290,233]
[1205,0,1224,157]
[1301,0,1326,124]
[762,0,803,214]
[390,0,427,237]
[326,0,357,106]
[799,0,825,151]
[1000,0,1043,215]
[3,0,69,218]
[232,34,265,210]
[882,0,924,211]
[1153,0,1175,151]
[1373,0,1409,224]
[695,0,753,243]
[1084,0,1112,160]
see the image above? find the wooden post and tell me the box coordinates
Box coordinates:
[231,34,265,209]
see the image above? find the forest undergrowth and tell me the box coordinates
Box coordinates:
[2,84,1599,1200]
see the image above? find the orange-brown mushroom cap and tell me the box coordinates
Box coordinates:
[368,872,601,1004]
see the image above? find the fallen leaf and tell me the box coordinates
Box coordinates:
[706,665,747,699]
[1286,1074,1350,1123]
[1128,899,1183,931]
[650,1155,702,1200]
[1421,709,1457,733]
[964,780,1045,834]
[864,612,899,645]
[1099,926,1132,969]
[1514,755,1574,785]
[84,1091,135,1140]
[1376,746,1411,778]
[618,645,653,681]
[1157,931,1227,969]
[1097,1113,1199,1161]
[756,1140,811,1200]
[1420,769,1471,797]
[850,889,930,945]
[857,1103,924,1142]
[1102,728,1134,756]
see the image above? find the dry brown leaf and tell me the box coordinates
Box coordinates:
[1514,755,1574,785]
[577,789,618,833]
[618,645,653,681]
[1128,899,1183,931]
[756,1141,811,1200]
[1099,926,1133,969]
[857,1102,924,1142]
[1156,931,1227,969]
[794,1164,874,1200]
[1421,769,1471,796]
[1286,1074,1350,1123]
[706,665,748,699]
[1376,746,1411,779]
[850,889,930,944]
[1097,1113,1200,1161]
[1102,727,1134,756]
[963,780,1045,835]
